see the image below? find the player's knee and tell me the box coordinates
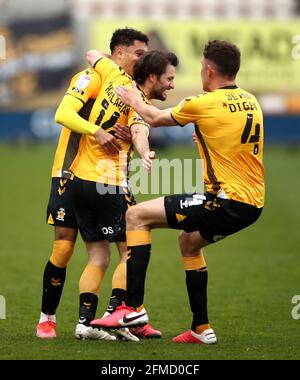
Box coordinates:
[89,254,111,271]
[101,255,111,271]
[178,231,198,257]
[55,227,77,242]
[126,205,141,229]
[178,231,188,254]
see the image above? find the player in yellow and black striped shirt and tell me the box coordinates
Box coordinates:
[71,49,177,340]
[93,40,265,345]
[36,28,179,341]
[37,28,150,341]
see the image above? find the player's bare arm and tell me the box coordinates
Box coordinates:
[113,124,132,143]
[130,123,155,171]
[94,128,121,155]
[86,50,110,66]
[115,82,176,127]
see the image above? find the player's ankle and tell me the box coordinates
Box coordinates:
[39,312,56,323]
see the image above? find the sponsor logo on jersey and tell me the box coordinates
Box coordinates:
[101,226,114,235]
[180,194,206,209]
[71,86,84,95]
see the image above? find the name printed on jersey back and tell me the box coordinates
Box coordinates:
[224,91,258,113]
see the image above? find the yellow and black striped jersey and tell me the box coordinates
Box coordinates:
[51,68,101,178]
[70,57,149,186]
[171,86,264,208]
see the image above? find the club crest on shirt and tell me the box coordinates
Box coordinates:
[56,208,66,222]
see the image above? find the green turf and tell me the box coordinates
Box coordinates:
[0,143,299,360]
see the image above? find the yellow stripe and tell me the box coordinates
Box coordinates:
[47,213,54,225]
[183,255,206,271]
[195,323,211,334]
[136,304,144,312]
[112,262,126,290]
[126,230,151,247]
[176,213,187,222]
[58,187,66,196]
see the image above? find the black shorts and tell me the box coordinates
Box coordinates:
[72,176,135,242]
[46,177,78,228]
[164,192,262,243]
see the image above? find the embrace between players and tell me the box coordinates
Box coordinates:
[36,27,264,345]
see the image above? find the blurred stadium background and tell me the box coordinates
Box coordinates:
[0,0,300,360]
[1,0,300,144]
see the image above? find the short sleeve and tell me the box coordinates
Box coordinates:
[93,57,124,82]
[128,89,151,129]
[171,95,204,126]
[128,108,150,130]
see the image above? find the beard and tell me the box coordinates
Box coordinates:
[152,87,167,101]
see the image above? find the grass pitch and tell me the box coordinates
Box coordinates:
[0,143,299,360]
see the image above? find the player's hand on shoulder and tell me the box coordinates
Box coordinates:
[86,50,107,66]
[94,128,121,155]
[114,123,132,143]
[115,81,140,107]
[142,151,156,171]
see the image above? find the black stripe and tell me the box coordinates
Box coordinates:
[93,57,103,69]
[78,98,95,120]
[61,99,96,178]
[125,144,134,185]
[194,124,221,194]
[65,93,85,105]
[218,85,238,89]
[61,132,81,179]
[171,113,184,127]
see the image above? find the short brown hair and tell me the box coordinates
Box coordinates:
[133,50,179,85]
[203,40,240,78]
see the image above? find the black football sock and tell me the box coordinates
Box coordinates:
[126,245,151,309]
[41,260,66,315]
[106,288,126,313]
[185,269,209,330]
[79,292,98,326]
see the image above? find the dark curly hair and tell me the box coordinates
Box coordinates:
[203,40,240,78]
[110,27,149,53]
[133,50,179,85]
